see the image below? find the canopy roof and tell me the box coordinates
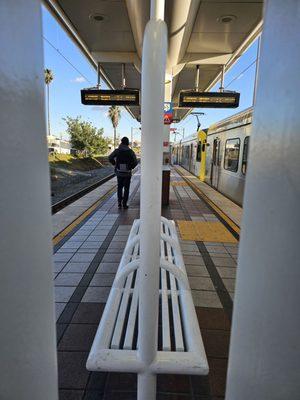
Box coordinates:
[45,0,263,121]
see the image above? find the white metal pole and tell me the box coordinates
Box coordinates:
[0,1,58,399]
[195,65,200,91]
[97,62,101,88]
[150,0,165,20]
[226,1,300,399]
[138,0,167,398]
[122,63,126,89]
[219,65,225,92]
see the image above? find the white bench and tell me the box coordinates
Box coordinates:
[86,216,208,376]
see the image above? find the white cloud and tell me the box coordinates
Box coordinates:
[71,76,86,83]
[90,106,109,115]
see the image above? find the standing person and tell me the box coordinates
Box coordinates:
[109,137,138,209]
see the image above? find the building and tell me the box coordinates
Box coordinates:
[47,135,72,154]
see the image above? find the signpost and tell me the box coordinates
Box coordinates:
[81,89,140,106]
[164,102,173,124]
[179,91,240,108]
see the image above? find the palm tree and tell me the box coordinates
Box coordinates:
[44,68,54,135]
[108,106,121,149]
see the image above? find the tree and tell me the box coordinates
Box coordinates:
[108,106,121,149]
[64,116,111,156]
[44,68,54,135]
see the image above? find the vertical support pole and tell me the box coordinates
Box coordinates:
[219,65,225,92]
[226,1,300,399]
[0,1,58,399]
[97,62,101,88]
[122,63,126,89]
[138,0,167,398]
[195,64,200,91]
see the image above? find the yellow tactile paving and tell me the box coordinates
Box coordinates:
[177,220,237,243]
[174,166,241,235]
[171,181,188,186]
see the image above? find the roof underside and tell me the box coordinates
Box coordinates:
[47,0,263,121]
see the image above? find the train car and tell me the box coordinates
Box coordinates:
[171,129,207,181]
[205,107,252,205]
[172,107,253,206]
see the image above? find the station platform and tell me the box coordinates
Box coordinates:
[53,167,240,400]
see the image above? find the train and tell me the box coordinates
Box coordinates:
[171,107,253,206]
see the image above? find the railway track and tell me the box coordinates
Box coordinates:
[51,172,115,214]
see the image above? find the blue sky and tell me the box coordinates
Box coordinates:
[42,6,258,142]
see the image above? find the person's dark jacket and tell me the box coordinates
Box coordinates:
[108,144,138,176]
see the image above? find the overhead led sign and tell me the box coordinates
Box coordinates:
[179,91,240,108]
[81,89,140,106]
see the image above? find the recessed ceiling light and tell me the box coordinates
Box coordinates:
[89,14,108,22]
[217,15,237,24]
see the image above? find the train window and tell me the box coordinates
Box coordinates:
[196,141,202,162]
[242,136,250,174]
[224,138,240,172]
[212,139,218,164]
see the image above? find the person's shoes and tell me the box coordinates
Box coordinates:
[118,203,122,209]
[123,204,129,209]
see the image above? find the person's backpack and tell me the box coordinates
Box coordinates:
[116,150,132,176]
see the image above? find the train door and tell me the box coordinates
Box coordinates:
[189,143,193,172]
[195,130,207,181]
[211,138,221,188]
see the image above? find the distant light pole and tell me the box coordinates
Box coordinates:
[172,127,185,142]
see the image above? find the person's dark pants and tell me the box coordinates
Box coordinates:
[117,175,131,205]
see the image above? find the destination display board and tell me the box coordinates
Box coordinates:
[81,89,140,106]
[179,91,240,108]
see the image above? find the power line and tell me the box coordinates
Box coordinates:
[43,36,139,123]
[225,59,257,89]
[43,35,93,85]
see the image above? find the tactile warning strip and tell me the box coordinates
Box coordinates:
[177,220,237,243]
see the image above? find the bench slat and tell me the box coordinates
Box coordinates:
[165,223,185,352]
[123,274,139,350]
[160,233,171,351]
[111,243,139,349]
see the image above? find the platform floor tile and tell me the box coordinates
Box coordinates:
[186,265,210,277]
[217,267,236,279]
[90,274,115,287]
[55,303,66,321]
[223,278,236,292]
[192,290,222,308]
[55,273,84,286]
[81,287,111,303]
[55,286,76,302]
[170,181,188,186]
[189,276,215,291]
[210,257,236,267]
[63,262,91,274]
